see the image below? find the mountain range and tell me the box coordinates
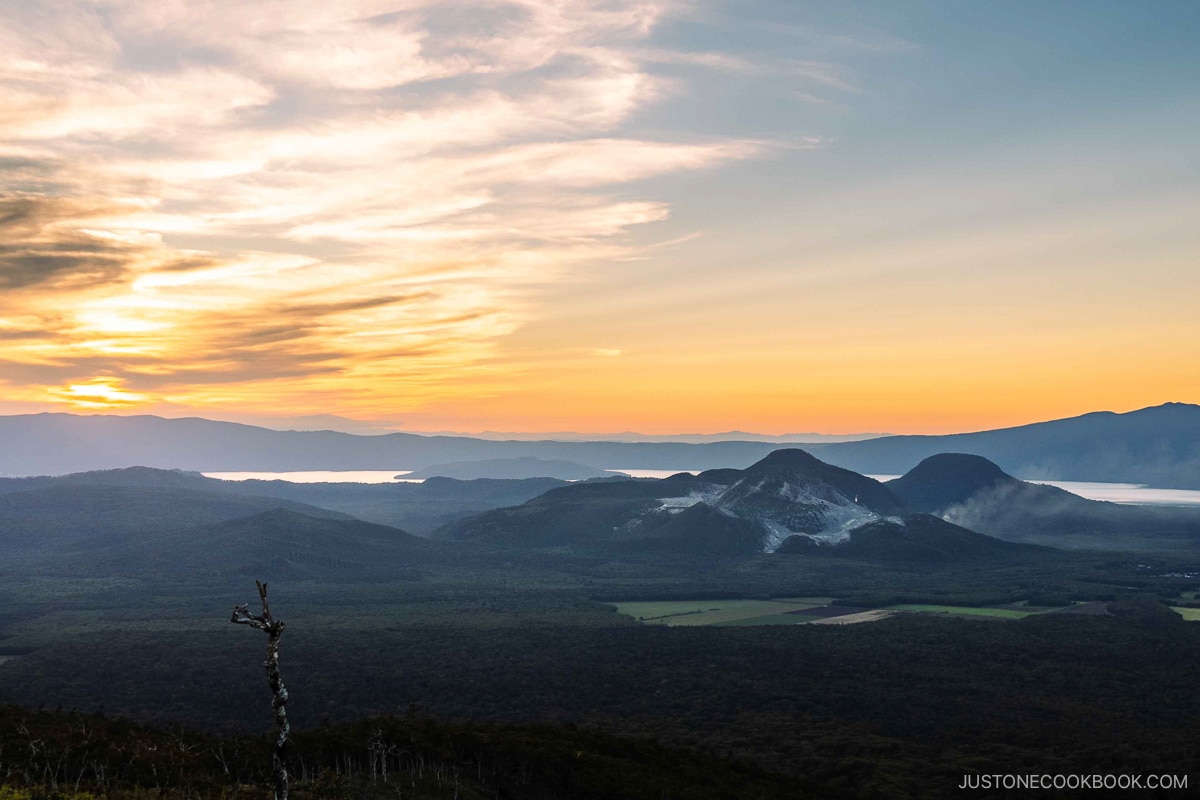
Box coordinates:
[437,449,1053,561]
[814,402,1200,488]
[5,445,1200,581]
[441,448,1200,556]
[1,402,1198,487]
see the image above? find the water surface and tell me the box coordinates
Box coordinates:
[202,469,1200,506]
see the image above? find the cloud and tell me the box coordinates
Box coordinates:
[0,0,773,418]
[0,194,222,292]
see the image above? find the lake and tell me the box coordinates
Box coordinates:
[202,469,1200,507]
[204,470,420,483]
[866,476,1200,507]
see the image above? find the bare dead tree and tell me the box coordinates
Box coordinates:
[231,580,290,800]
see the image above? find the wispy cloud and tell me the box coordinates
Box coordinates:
[0,0,779,419]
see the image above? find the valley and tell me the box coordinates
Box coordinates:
[4,435,1200,798]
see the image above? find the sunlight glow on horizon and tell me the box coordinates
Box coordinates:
[1,1,1198,434]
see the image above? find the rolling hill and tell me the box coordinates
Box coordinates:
[97,508,445,581]
[887,453,1200,548]
[0,467,567,535]
[0,484,350,574]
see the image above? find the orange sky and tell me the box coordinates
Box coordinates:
[1,1,1197,436]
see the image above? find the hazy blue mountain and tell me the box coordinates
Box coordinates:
[0,413,783,474]
[403,457,617,480]
[2,403,1198,487]
[815,402,1200,488]
[888,453,1200,549]
[0,467,566,535]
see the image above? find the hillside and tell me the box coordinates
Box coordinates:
[776,513,1045,562]
[0,484,349,574]
[0,467,567,535]
[888,453,1200,549]
[96,508,446,581]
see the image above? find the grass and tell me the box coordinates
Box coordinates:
[1170,607,1200,621]
[616,599,1047,626]
[886,604,1034,619]
[613,599,823,626]
[715,614,820,626]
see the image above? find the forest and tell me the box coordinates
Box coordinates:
[2,549,1199,799]
[4,456,1200,798]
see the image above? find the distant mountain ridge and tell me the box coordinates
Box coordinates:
[816,402,1200,488]
[0,413,788,475]
[1,402,1198,487]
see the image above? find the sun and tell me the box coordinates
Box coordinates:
[51,378,150,410]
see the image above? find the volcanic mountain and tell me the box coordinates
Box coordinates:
[439,449,1041,561]
[887,453,1200,549]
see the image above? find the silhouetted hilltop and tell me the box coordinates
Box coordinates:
[888,454,1200,549]
[742,448,907,516]
[886,453,1013,511]
[125,508,440,580]
[0,466,566,536]
[0,466,223,495]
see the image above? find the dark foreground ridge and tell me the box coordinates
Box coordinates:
[0,704,822,800]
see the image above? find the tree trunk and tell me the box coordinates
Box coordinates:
[231,580,290,800]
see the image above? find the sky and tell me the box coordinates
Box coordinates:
[1,0,1198,435]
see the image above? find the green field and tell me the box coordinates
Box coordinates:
[616,599,1056,626]
[1170,607,1200,621]
[613,599,823,626]
[717,614,822,626]
[886,604,1034,619]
